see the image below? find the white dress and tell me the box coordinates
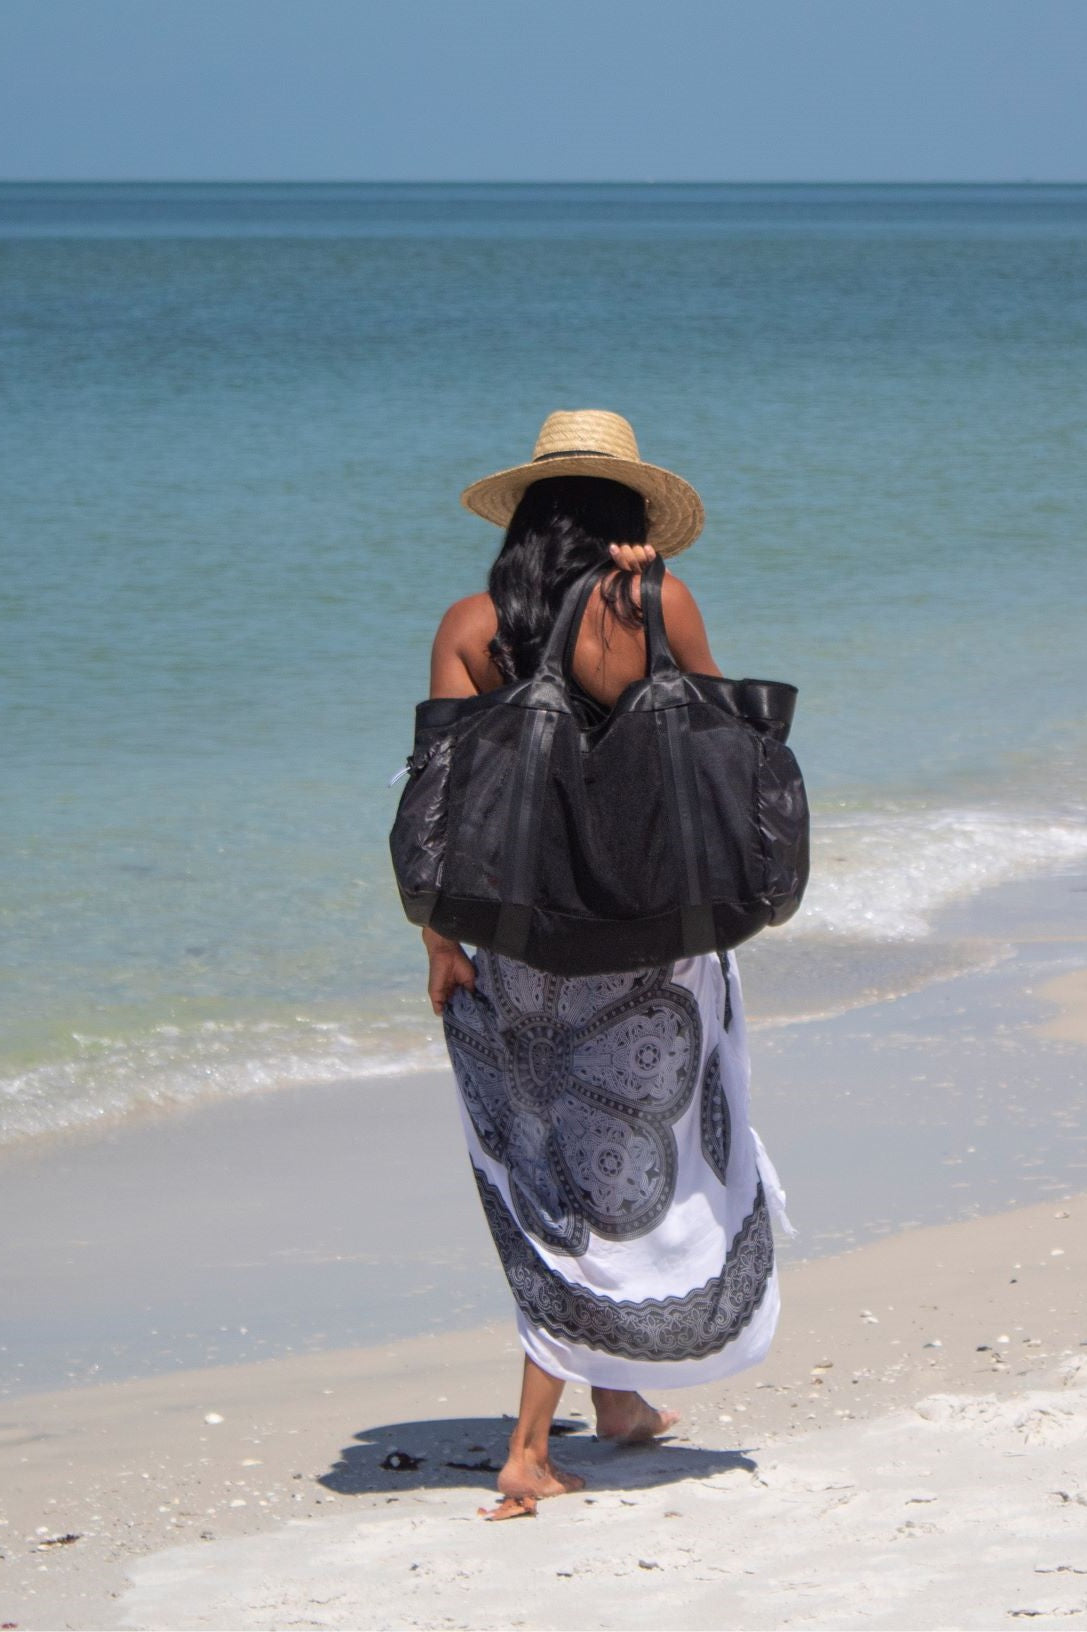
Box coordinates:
[443,947,788,1390]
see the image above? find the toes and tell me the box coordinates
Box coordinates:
[479,1494,538,1522]
[497,1459,586,1501]
[596,1401,679,1444]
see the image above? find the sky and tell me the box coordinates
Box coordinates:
[1,0,1085,183]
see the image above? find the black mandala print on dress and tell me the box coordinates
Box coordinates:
[699,1045,731,1184]
[472,1163,774,1361]
[444,955,701,1255]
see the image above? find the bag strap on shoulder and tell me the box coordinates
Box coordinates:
[535,564,605,685]
[536,553,680,688]
[561,569,607,678]
[637,555,681,681]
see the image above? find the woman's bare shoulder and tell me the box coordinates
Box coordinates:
[434,591,498,643]
[657,568,722,676]
[659,565,700,611]
[431,592,500,698]
[621,564,699,613]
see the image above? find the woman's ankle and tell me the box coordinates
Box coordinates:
[507,1433,549,1466]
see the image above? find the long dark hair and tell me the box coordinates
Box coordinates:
[487,475,647,681]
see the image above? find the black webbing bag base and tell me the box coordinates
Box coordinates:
[396,890,773,977]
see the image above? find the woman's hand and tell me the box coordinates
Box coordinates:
[422,927,476,1016]
[608,543,657,573]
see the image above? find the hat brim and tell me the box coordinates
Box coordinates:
[460,453,704,557]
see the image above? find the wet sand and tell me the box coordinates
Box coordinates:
[3,870,1085,1397]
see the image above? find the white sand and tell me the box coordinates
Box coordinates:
[4,1191,1084,1631]
[122,1367,1087,1632]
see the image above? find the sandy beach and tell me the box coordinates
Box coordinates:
[2,1191,1084,1630]
[2,920,1085,1631]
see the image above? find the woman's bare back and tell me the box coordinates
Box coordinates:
[430,568,722,704]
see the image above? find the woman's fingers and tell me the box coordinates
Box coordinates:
[427,948,476,1015]
[454,951,477,995]
[608,543,656,573]
[427,953,454,1014]
[427,967,448,1015]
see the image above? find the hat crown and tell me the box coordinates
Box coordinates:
[460,406,704,556]
[532,410,641,464]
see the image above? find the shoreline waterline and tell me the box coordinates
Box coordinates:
[3,854,1083,1154]
[3,862,1084,1399]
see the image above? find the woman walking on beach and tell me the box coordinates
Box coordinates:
[419,411,788,1511]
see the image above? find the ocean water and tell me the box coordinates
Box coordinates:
[2,182,1086,1147]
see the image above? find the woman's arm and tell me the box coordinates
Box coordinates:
[422,597,497,1011]
[421,923,476,1015]
[429,594,501,699]
[659,572,724,678]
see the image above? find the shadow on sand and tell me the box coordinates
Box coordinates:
[319,1415,756,1499]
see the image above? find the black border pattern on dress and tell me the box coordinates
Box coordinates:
[472,1163,774,1362]
[699,1044,731,1184]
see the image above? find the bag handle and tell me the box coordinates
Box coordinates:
[494,570,599,957]
[641,557,713,939]
[535,552,680,690]
[561,570,605,678]
[534,564,607,687]
[637,555,683,682]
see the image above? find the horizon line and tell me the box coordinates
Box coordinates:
[1,176,1084,188]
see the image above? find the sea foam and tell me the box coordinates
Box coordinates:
[5,802,1085,1149]
[797,805,1087,942]
[0,1017,449,1148]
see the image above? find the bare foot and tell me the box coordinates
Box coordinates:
[497,1453,586,1500]
[592,1389,680,1445]
[478,1494,538,1521]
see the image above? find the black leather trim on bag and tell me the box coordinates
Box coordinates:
[641,562,716,950]
[389,556,809,974]
[495,707,559,960]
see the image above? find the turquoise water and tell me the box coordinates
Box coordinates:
[2,183,1086,1143]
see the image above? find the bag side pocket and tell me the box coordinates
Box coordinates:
[755,738,811,924]
[389,728,455,904]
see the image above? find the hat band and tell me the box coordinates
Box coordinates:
[532,448,620,463]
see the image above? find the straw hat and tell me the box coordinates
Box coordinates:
[460,409,704,556]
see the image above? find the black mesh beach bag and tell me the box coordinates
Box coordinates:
[390,556,809,976]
